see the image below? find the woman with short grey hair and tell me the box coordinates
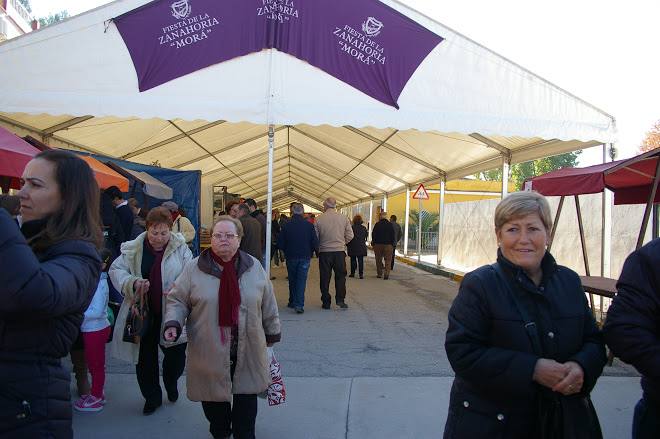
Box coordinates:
[444,191,606,438]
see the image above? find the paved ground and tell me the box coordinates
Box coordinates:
[70,254,640,438]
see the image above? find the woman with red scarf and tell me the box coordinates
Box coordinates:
[164,215,281,439]
[109,207,193,415]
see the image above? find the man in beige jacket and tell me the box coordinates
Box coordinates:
[314,198,354,309]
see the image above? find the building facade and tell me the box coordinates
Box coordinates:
[0,0,36,42]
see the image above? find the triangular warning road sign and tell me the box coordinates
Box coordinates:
[412,183,429,200]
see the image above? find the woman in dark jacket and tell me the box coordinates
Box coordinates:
[443,191,606,439]
[347,214,368,279]
[0,150,102,438]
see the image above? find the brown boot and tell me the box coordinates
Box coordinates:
[70,349,90,396]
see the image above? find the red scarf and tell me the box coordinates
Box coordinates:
[210,250,241,343]
[171,211,180,222]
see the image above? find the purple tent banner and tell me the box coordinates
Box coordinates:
[114,0,443,107]
[114,0,265,92]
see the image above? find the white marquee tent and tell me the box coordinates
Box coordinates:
[0,0,616,266]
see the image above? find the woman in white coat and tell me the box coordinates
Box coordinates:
[110,206,193,415]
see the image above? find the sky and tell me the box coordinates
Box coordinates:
[29,0,660,166]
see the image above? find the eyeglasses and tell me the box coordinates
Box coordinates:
[212,232,239,240]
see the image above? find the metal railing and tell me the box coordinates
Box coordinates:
[406,230,438,254]
[8,0,31,25]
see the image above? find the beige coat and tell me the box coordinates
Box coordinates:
[164,249,281,402]
[109,231,192,364]
[173,215,196,244]
[315,209,354,252]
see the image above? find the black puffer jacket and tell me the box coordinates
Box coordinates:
[604,238,660,402]
[444,251,606,438]
[0,209,101,438]
[346,223,367,257]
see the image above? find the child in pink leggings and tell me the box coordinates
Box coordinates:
[74,250,112,412]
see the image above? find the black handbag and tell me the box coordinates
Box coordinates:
[122,285,150,344]
[492,263,603,439]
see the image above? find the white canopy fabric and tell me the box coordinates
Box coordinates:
[0,0,616,227]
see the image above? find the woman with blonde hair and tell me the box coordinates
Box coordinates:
[443,191,606,438]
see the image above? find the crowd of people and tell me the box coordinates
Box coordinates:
[1,150,658,439]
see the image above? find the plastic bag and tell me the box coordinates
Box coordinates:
[266,347,286,406]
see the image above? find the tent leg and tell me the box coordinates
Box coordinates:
[501,155,510,198]
[436,177,446,266]
[636,158,660,250]
[653,204,659,240]
[547,196,564,252]
[403,186,411,256]
[265,125,274,278]
[382,193,388,212]
[368,198,374,243]
[575,195,596,318]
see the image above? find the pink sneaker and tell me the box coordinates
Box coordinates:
[74,395,104,412]
[79,394,107,405]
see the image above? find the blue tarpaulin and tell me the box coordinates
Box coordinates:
[87,153,202,255]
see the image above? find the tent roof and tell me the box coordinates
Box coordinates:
[527,149,660,205]
[118,166,173,200]
[0,125,40,189]
[0,0,617,212]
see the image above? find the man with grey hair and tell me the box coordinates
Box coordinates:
[277,203,319,313]
[314,197,353,309]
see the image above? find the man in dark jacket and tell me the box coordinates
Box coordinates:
[245,198,266,264]
[104,186,134,253]
[237,203,263,261]
[604,238,660,439]
[371,211,396,279]
[277,203,319,313]
[390,214,402,270]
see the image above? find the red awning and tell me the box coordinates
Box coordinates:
[527,149,660,205]
[0,126,41,190]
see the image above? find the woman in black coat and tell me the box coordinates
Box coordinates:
[347,214,368,279]
[0,150,102,438]
[443,191,606,439]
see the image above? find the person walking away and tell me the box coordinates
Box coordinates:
[244,198,266,265]
[443,191,605,438]
[164,216,281,439]
[390,215,402,270]
[277,203,319,313]
[110,207,193,415]
[347,215,368,279]
[371,211,395,279]
[162,201,196,250]
[236,203,263,261]
[315,197,353,309]
[74,248,113,412]
[0,150,102,438]
[603,238,660,439]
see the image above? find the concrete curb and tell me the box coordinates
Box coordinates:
[394,254,465,282]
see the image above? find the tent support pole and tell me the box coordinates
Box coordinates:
[501,155,510,198]
[404,186,411,255]
[653,204,659,240]
[601,144,612,278]
[265,125,274,278]
[636,157,660,250]
[575,195,596,318]
[417,197,422,262]
[436,177,446,266]
[368,198,374,243]
[382,193,388,211]
[548,196,564,252]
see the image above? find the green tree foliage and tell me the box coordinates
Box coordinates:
[17,0,31,13]
[38,10,69,27]
[408,209,439,232]
[475,151,581,189]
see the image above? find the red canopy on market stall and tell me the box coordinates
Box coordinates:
[0,126,41,191]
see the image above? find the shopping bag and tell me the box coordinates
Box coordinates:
[266,347,286,406]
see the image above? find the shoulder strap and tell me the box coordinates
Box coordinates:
[491,263,545,357]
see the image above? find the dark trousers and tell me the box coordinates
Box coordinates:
[286,258,311,309]
[633,395,660,439]
[318,251,347,305]
[202,395,258,439]
[136,314,187,404]
[391,246,397,270]
[349,255,364,276]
